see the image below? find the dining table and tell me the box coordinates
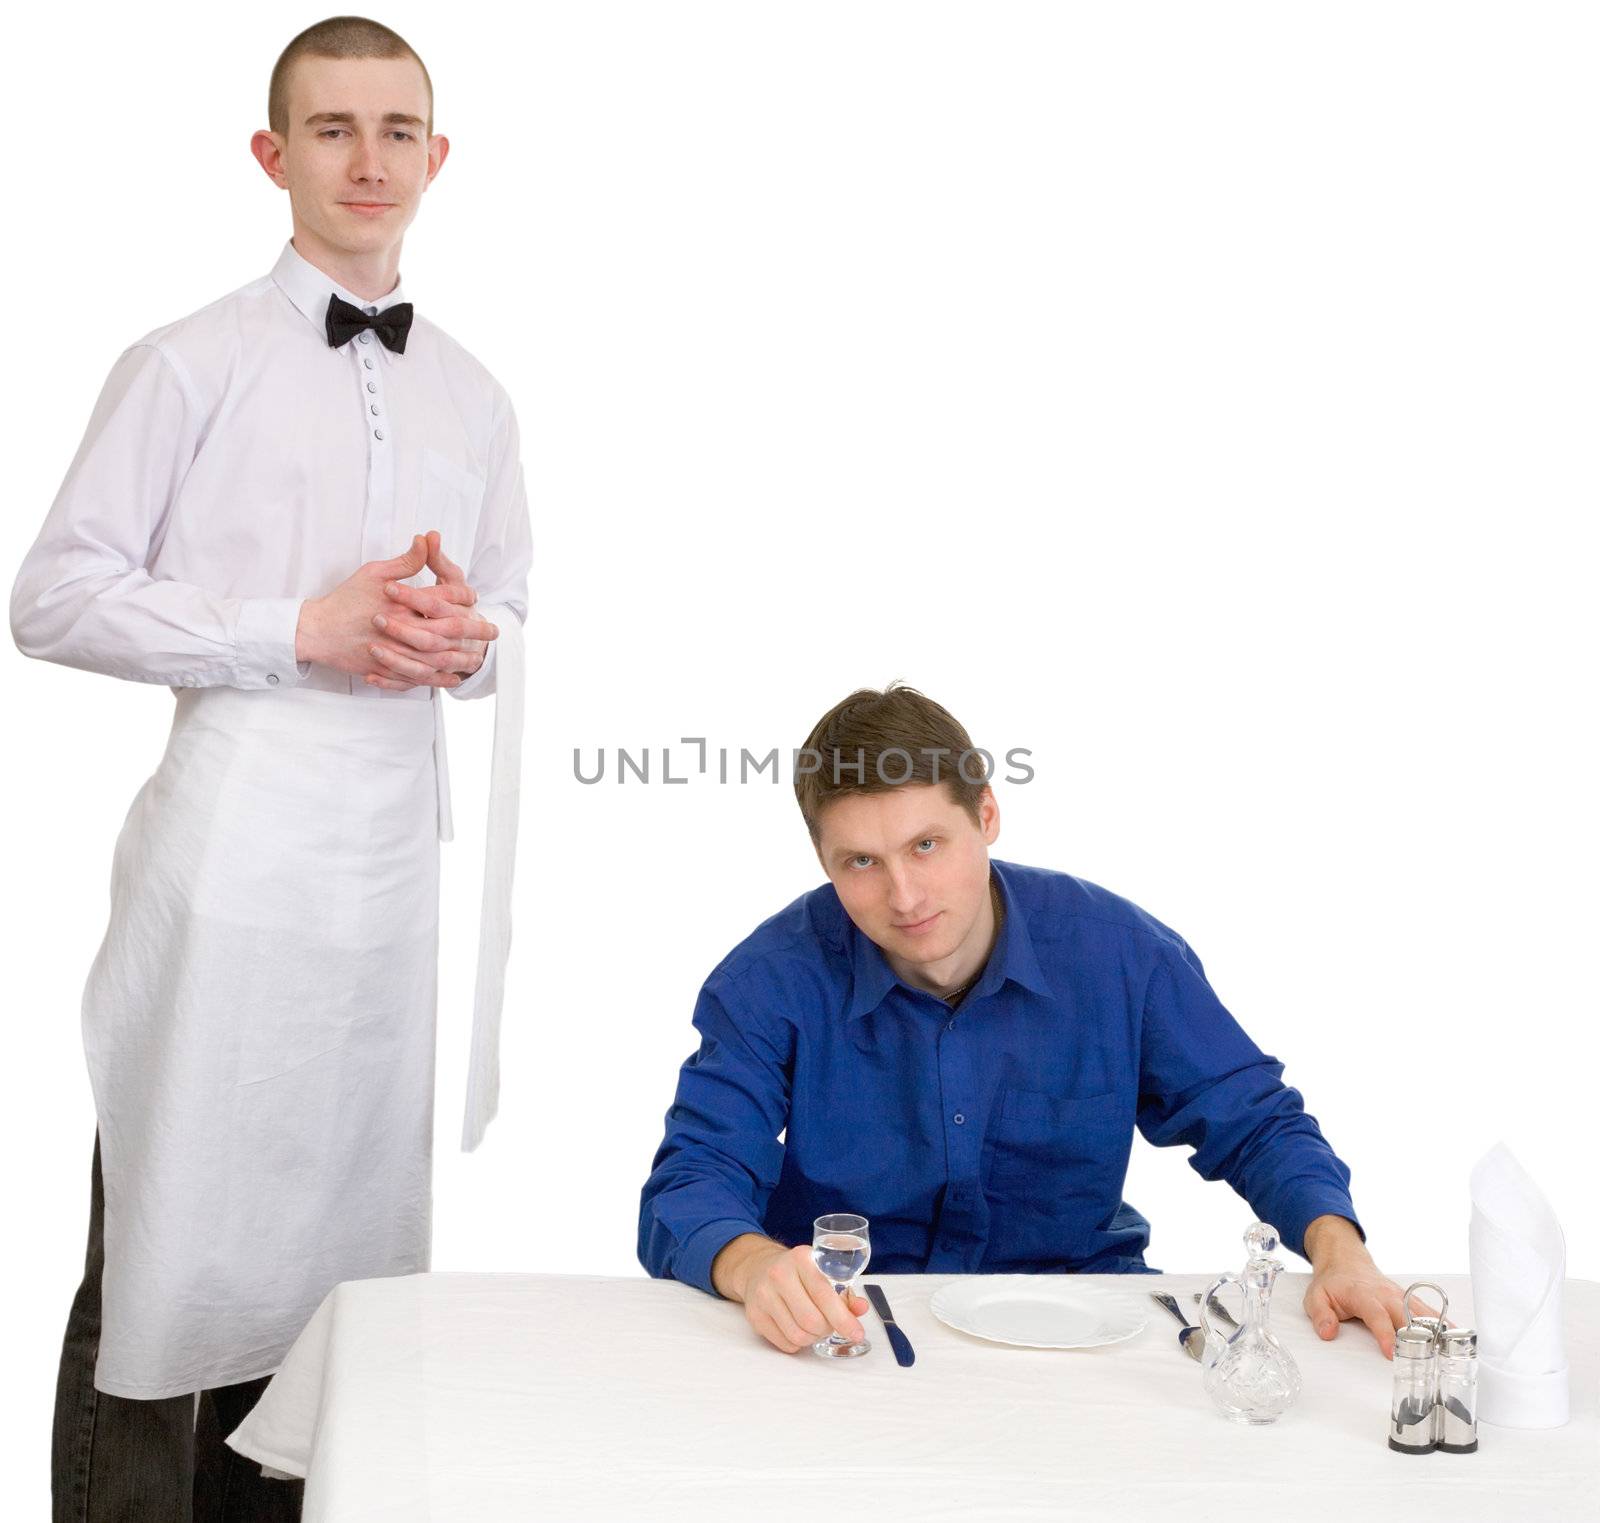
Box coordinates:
[225,1269,1598,1521]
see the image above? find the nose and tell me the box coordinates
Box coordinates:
[350,133,387,186]
[883,861,920,918]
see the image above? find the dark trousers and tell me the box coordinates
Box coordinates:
[51,1134,305,1522]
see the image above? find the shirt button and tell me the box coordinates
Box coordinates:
[374,429,385,440]
[953,1112,965,1125]
[358,331,371,344]
[366,381,377,393]
[266,673,280,686]
[363,357,374,370]
[371,403,380,415]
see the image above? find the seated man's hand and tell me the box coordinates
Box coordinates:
[1302,1213,1410,1359]
[712,1235,870,1355]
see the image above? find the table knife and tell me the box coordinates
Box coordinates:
[864,1283,915,1367]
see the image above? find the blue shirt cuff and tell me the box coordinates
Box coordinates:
[673,1218,768,1299]
[1274,1196,1365,1263]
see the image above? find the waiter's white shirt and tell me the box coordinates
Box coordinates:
[12,237,530,695]
[10,239,531,1398]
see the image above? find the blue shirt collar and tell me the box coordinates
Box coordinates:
[841,857,1051,1021]
[270,237,408,336]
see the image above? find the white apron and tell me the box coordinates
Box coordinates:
[81,615,523,1400]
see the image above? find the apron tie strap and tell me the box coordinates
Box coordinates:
[433,604,525,1152]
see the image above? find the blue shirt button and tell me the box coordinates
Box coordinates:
[953,1112,965,1125]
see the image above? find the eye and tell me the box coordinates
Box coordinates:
[391,131,415,141]
[848,855,874,870]
[914,839,936,853]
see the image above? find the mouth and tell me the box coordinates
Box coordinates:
[894,912,942,936]
[342,202,396,215]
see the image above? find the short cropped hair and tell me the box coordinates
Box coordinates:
[794,682,989,845]
[269,16,433,137]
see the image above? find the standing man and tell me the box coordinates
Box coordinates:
[12,18,531,1519]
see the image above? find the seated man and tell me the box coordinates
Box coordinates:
[638,683,1407,1357]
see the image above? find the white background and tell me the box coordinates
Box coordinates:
[4,0,1594,1498]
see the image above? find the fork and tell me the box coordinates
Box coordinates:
[1150,1293,1206,1361]
[1193,1291,1241,1331]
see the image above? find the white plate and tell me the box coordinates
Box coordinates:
[929,1278,1148,1349]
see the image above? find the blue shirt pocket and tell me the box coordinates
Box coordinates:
[982,1085,1130,1264]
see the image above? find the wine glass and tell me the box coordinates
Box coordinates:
[811,1213,871,1359]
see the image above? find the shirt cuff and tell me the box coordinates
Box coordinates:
[673,1218,768,1299]
[234,597,309,690]
[1275,1195,1366,1264]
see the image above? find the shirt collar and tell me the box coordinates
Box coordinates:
[842,857,1052,1022]
[270,238,409,343]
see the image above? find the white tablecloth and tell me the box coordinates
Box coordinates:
[227,1270,1598,1522]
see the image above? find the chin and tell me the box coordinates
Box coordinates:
[897,928,957,963]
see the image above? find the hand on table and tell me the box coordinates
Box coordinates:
[712,1236,870,1355]
[1301,1213,1413,1360]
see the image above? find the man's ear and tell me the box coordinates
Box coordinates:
[978,785,1000,845]
[249,130,288,189]
[426,135,451,187]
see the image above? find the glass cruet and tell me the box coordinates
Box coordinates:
[1198,1222,1303,1424]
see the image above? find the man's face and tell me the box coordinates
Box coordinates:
[816,782,1000,974]
[263,54,443,260]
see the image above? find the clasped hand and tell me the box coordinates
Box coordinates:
[296,530,499,690]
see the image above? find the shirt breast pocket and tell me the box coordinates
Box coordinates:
[417,447,486,568]
[983,1085,1128,1262]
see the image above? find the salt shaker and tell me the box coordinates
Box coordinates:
[1436,1326,1480,1454]
[1388,1280,1447,1455]
[1389,1323,1440,1453]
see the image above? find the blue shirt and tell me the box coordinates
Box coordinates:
[638,857,1363,1296]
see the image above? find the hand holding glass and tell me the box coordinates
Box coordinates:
[811,1214,871,1359]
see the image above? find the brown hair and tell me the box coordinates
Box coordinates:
[269,16,433,137]
[794,682,991,845]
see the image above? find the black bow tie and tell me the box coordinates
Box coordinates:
[325,293,413,354]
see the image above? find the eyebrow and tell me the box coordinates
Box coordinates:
[829,825,944,865]
[304,111,427,129]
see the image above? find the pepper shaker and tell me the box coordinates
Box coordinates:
[1437,1326,1480,1453]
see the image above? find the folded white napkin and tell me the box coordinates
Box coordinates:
[1467,1142,1569,1428]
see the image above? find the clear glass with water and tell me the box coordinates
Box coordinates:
[811,1213,871,1359]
